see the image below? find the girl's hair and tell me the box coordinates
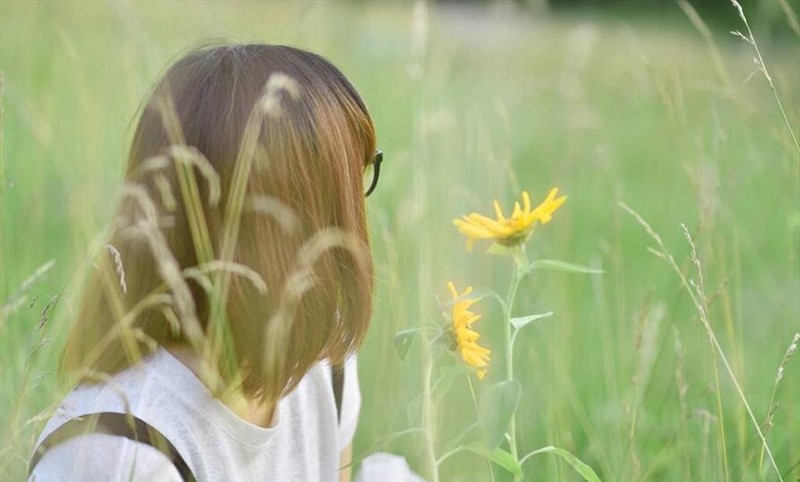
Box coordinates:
[61,44,376,402]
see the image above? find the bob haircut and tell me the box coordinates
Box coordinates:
[62,44,376,403]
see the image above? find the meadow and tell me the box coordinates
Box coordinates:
[1,1,799,481]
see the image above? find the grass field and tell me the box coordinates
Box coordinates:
[1,1,799,481]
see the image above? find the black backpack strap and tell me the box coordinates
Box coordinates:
[28,412,196,482]
[331,363,345,424]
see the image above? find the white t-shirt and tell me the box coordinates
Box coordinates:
[29,348,360,481]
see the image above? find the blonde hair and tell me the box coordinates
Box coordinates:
[62,44,376,403]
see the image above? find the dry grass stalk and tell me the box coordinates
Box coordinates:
[35,294,62,331]
[106,244,127,294]
[154,173,177,212]
[154,88,215,268]
[247,195,299,235]
[1,260,56,323]
[183,261,268,296]
[777,0,800,35]
[258,73,301,119]
[134,155,170,178]
[619,202,784,482]
[729,0,800,155]
[261,228,365,403]
[758,332,800,473]
[202,73,303,391]
[676,0,732,89]
[672,326,692,481]
[165,145,221,207]
[628,292,663,481]
[159,305,181,337]
[119,220,203,347]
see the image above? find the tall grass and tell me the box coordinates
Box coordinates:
[1,1,798,481]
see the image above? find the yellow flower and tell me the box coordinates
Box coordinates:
[453,188,567,250]
[447,281,491,379]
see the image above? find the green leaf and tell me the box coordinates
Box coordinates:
[406,394,422,427]
[522,446,603,482]
[431,374,457,402]
[428,330,452,351]
[393,328,424,361]
[479,380,521,449]
[526,259,603,275]
[487,242,512,255]
[431,365,471,401]
[510,311,553,330]
[465,442,522,476]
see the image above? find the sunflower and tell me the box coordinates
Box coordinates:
[453,188,566,251]
[447,281,490,379]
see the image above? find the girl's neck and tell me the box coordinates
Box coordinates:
[164,343,276,429]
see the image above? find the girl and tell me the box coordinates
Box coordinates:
[28,43,380,481]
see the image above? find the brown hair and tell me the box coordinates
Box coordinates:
[62,44,376,403]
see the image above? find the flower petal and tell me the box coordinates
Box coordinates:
[454,219,495,240]
[447,281,458,300]
[453,188,564,251]
[493,200,506,222]
[466,213,508,234]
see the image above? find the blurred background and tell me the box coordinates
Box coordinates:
[1,1,798,481]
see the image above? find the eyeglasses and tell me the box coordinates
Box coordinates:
[364,149,383,197]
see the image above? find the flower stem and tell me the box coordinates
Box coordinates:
[467,376,498,482]
[504,249,525,481]
[421,340,439,482]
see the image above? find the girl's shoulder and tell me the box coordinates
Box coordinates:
[29,350,196,481]
[30,349,361,481]
[29,431,184,482]
[37,349,204,438]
